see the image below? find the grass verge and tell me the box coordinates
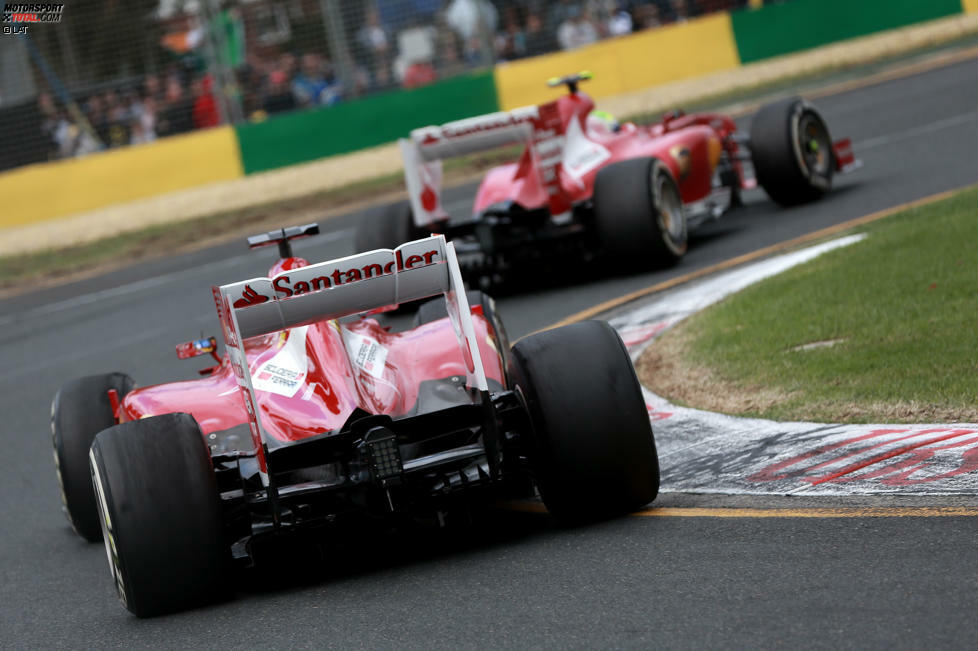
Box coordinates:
[637,185,978,424]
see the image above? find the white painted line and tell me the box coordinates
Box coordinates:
[611,234,866,333]
[855,109,978,151]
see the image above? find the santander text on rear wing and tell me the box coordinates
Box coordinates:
[211,235,488,487]
[402,103,574,226]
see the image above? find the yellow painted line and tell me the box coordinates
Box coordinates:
[964,0,978,15]
[544,183,977,331]
[503,502,978,518]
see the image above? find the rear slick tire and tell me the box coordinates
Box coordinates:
[90,412,228,617]
[510,320,659,523]
[594,156,687,268]
[354,200,423,252]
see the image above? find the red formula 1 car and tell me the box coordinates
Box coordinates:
[50,225,659,617]
[355,72,859,288]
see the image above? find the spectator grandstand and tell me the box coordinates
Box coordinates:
[6,0,753,171]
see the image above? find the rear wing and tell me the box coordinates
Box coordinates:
[401,103,572,226]
[211,234,488,487]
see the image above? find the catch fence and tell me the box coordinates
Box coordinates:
[0,0,749,173]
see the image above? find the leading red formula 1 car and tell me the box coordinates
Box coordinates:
[50,225,659,617]
[355,72,859,288]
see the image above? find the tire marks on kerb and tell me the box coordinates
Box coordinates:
[610,234,978,496]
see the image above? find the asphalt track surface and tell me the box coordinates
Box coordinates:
[2,57,978,647]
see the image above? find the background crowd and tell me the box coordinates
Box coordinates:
[37,0,753,161]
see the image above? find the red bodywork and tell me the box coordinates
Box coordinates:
[470,91,738,216]
[405,85,856,232]
[118,256,506,445]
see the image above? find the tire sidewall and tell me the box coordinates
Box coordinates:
[90,413,227,616]
[650,159,688,259]
[50,389,80,536]
[510,321,659,521]
[89,443,131,610]
[50,373,133,542]
[789,101,832,192]
[594,156,687,266]
[751,97,834,205]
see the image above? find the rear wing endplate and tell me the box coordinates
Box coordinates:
[212,234,488,486]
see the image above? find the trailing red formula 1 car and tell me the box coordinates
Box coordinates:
[50,224,659,617]
[355,72,859,288]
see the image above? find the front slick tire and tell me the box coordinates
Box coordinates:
[90,413,228,617]
[750,96,834,206]
[51,372,134,542]
[511,320,659,523]
[594,157,687,269]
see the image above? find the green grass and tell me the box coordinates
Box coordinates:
[661,185,978,423]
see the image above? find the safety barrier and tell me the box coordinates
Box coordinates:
[0,126,242,229]
[730,0,964,63]
[493,13,739,110]
[235,71,498,175]
[4,0,975,228]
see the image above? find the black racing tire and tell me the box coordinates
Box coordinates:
[50,372,134,542]
[750,96,834,206]
[593,157,687,268]
[510,320,659,522]
[90,413,229,617]
[354,200,424,253]
[414,290,512,386]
